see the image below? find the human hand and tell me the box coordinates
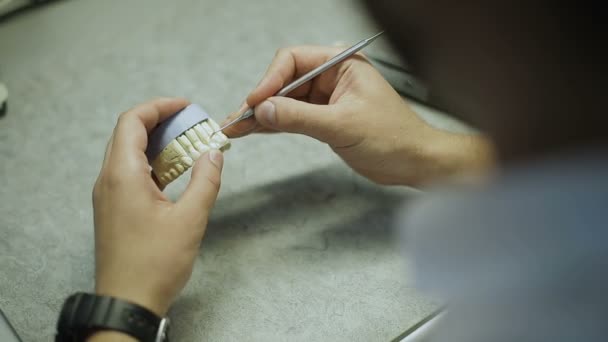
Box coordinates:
[92,98,224,317]
[223,46,494,185]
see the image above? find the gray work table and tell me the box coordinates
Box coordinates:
[0,1,472,340]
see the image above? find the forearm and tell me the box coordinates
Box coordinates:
[437,132,496,176]
[406,127,496,186]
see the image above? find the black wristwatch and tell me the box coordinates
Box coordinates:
[55,293,170,342]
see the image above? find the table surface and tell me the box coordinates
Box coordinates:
[0,1,473,340]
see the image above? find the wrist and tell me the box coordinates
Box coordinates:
[57,292,169,342]
[95,281,170,317]
[399,126,496,186]
[87,331,138,342]
[421,128,496,183]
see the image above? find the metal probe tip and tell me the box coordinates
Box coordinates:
[210,115,240,138]
[367,31,384,42]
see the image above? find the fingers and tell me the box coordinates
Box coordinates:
[109,97,190,173]
[221,116,260,138]
[254,97,344,145]
[246,46,358,107]
[177,150,224,222]
[100,130,115,173]
[220,103,261,138]
[224,46,371,140]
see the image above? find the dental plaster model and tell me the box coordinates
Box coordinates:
[146,104,230,187]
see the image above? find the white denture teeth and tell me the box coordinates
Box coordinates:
[185,130,206,155]
[195,123,213,142]
[178,135,200,159]
[146,104,230,187]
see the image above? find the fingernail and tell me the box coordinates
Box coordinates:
[209,150,224,168]
[256,101,276,126]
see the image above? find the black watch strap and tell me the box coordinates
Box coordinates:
[56,292,169,342]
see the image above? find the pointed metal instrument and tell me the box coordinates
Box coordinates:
[211,31,384,137]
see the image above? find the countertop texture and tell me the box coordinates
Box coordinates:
[0,1,473,340]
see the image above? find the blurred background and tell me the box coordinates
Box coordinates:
[0,0,472,340]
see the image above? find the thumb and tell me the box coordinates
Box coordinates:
[254,97,340,145]
[177,150,223,219]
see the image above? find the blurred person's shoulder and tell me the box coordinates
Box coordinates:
[396,145,608,342]
[403,145,608,236]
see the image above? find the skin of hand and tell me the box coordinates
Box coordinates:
[88,98,224,342]
[222,46,495,186]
